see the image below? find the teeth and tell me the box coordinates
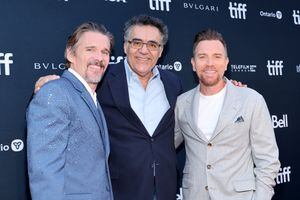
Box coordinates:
[137,57,149,61]
[204,70,216,74]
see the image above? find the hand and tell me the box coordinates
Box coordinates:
[34,75,60,93]
[230,79,247,87]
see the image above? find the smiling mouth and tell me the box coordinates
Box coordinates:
[203,70,216,75]
[136,56,150,61]
[88,60,105,69]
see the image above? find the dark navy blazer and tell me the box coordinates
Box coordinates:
[97,61,182,200]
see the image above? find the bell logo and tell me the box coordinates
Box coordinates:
[149,0,171,11]
[292,10,300,25]
[267,60,283,76]
[228,2,247,19]
[11,139,24,152]
[0,53,13,76]
[272,114,288,129]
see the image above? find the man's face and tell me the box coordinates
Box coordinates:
[191,40,229,87]
[124,25,163,81]
[67,31,110,87]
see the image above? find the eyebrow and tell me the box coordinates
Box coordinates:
[85,46,96,49]
[131,38,159,43]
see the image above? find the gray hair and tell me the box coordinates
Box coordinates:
[124,14,168,45]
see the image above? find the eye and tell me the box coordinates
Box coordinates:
[132,40,142,47]
[148,42,158,49]
[86,48,94,52]
[198,55,206,59]
[102,50,110,55]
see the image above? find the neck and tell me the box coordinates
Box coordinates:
[138,74,152,89]
[200,79,226,96]
[88,83,97,92]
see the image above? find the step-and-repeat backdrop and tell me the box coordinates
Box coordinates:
[0,0,299,199]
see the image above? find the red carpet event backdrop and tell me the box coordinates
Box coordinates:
[0,0,299,199]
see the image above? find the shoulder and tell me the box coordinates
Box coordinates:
[105,62,124,76]
[159,69,180,82]
[33,78,72,104]
[228,81,264,102]
[159,69,183,93]
[177,86,198,105]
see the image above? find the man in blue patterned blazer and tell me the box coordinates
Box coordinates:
[27,22,114,200]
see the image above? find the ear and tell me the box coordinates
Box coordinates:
[66,48,75,64]
[191,57,196,72]
[123,40,128,55]
[158,46,164,58]
[225,57,229,71]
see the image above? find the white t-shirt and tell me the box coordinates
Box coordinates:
[197,86,227,140]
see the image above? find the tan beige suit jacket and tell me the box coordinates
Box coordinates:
[175,80,280,200]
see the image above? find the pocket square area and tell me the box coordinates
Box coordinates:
[235,116,244,123]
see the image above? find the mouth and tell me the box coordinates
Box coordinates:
[203,70,217,75]
[88,60,106,69]
[136,56,150,61]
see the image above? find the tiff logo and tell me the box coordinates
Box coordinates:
[149,0,171,11]
[267,60,283,76]
[228,2,247,19]
[276,166,291,184]
[272,114,288,129]
[292,10,300,25]
[0,53,13,76]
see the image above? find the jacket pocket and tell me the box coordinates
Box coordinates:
[182,165,192,188]
[233,179,256,192]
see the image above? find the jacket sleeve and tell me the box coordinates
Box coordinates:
[27,83,70,200]
[250,94,280,200]
[174,100,184,148]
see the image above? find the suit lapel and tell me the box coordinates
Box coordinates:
[106,63,149,136]
[151,70,176,137]
[211,80,242,140]
[62,71,108,147]
[96,102,110,157]
[184,85,208,142]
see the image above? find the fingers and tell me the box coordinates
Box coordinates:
[34,75,60,93]
[230,79,247,88]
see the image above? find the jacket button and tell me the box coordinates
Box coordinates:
[207,143,212,147]
[207,165,211,169]
[205,186,209,191]
[151,138,154,142]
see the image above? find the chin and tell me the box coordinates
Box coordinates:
[200,79,219,87]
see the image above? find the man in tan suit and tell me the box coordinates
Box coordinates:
[175,29,280,200]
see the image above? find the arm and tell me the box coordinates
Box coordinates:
[250,94,280,200]
[174,101,184,148]
[27,83,70,200]
[34,75,60,93]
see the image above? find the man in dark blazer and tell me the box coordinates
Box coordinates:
[97,15,182,200]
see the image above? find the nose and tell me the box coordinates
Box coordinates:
[206,57,214,66]
[93,51,105,62]
[138,43,149,54]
